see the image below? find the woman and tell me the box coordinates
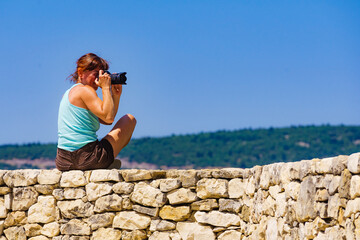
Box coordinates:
[55,53,136,170]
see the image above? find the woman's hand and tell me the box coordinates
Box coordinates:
[95,70,111,89]
[111,83,122,98]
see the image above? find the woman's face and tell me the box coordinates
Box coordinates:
[80,68,100,89]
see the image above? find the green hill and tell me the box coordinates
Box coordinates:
[1,125,360,169]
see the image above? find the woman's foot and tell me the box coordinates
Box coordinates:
[108,158,122,169]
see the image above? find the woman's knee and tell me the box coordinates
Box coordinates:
[125,113,137,127]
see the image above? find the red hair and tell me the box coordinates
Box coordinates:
[68,53,109,83]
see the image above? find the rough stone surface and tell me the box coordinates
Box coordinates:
[0,152,358,239]
[194,211,240,227]
[94,194,122,212]
[28,196,59,223]
[60,171,87,187]
[130,182,166,207]
[85,182,112,201]
[38,169,62,185]
[92,227,121,240]
[113,211,151,230]
[3,170,40,187]
[196,178,228,199]
[159,205,191,221]
[176,222,215,240]
[89,169,120,182]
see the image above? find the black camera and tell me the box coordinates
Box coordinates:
[105,71,127,85]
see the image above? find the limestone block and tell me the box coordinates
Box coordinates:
[275,192,286,217]
[176,222,215,240]
[57,199,94,218]
[268,185,281,199]
[4,211,27,227]
[133,205,159,217]
[28,196,59,223]
[262,196,276,216]
[159,179,181,192]
[148,231,171,240]
[0,187,11,195]
[228,178,245,198]
[344,198,360,217]
[197,169,214,178]
[0,171,7,186]
[64,187,86,199]
[35,184,57,195]
[218,230,241,240]
[149,219,176,231]
[41,222,60,237]
[89,169,121,182]
[299,159,317,180]
[38,169,62,185]
[159,205,191,221]
[259,165,271,189]
[122,196,133,210]
[316,157,334,174]
[245,177,255,196]
[167,188,197,204]
[84,212,115,230]
[121,169,152,182]
[113,211,151,230]
[60,171,87,187]
[3,170,40,187]
[219,198,242,213]
[94,194,122,212]
[323,225,346,240]
[265,217,278,240]
[338,169,351,199]
[12,186,38,211]
[24,223,42,237]
[196,178,228,199]
[279,162,300,184]
[194,211,240,227]
[212,168,244,178]
[60,219,91,235]
[315,202,328,219]
[166,170,199,187]
[28,236,50,240]
[92,227,121,240]
[0,198,7,218]
[4,226,26,240]
[350,175,360,199]
[191,199,218,211]
[85,182,112,201]
[315,189,329,202]
[328,176,341,195]
[52,189,65,200]
[331,155,348,175]
[130,182,166,207]
[297,176,316,222]
[348,153,360,174]
[121,230,147,240]
[112,182,134,194]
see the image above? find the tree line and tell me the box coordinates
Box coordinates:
[0,125,360,169]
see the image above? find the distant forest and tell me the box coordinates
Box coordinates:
[1,125,360,169]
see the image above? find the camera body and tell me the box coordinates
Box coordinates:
[104,71,127,85]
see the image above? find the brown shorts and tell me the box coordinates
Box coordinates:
[55,139,114,171]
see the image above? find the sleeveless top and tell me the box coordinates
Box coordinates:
[57,84,100,151]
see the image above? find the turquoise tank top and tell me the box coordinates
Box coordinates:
[57,84,100,151]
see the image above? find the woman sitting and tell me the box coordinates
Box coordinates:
[55,53,136,170]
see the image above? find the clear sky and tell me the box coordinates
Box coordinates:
[0,0,359,145]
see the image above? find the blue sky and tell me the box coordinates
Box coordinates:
[0,0,359,145]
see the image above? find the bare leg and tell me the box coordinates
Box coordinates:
[103,114,137,158]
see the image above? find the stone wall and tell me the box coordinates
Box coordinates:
[0,152,360,239]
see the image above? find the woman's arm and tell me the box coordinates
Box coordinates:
[80,72,116,124]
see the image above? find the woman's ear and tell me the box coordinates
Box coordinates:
[78,69,83,79]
